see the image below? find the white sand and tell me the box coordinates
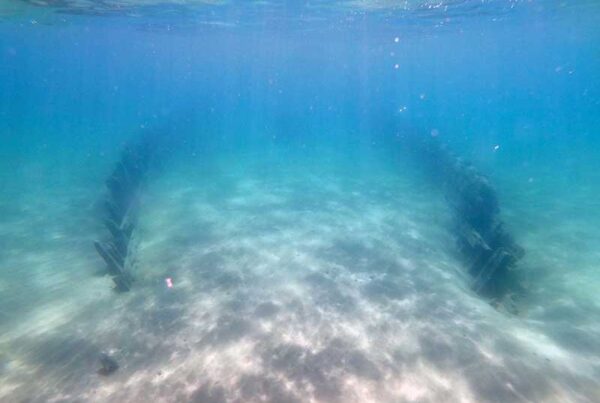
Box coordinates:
[0,146,599,402]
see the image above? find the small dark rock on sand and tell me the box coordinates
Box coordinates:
[98,353,119,376]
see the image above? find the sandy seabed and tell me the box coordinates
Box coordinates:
[1,148,599,403]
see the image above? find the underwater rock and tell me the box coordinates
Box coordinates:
[98,353,119,376]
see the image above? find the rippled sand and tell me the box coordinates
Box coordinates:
[1,146,598,402]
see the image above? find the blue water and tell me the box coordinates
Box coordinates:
[1,1,600,402]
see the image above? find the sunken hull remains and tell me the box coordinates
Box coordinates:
[94,134,158,292]
[407,133,525,301]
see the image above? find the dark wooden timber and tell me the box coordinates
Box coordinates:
[94,133,159,292]
[404,132,524,302]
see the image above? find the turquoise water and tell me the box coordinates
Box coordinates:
[1,1,600,402]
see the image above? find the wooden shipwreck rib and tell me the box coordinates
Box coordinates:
[408,133,524,300]
[94,134,158,292]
